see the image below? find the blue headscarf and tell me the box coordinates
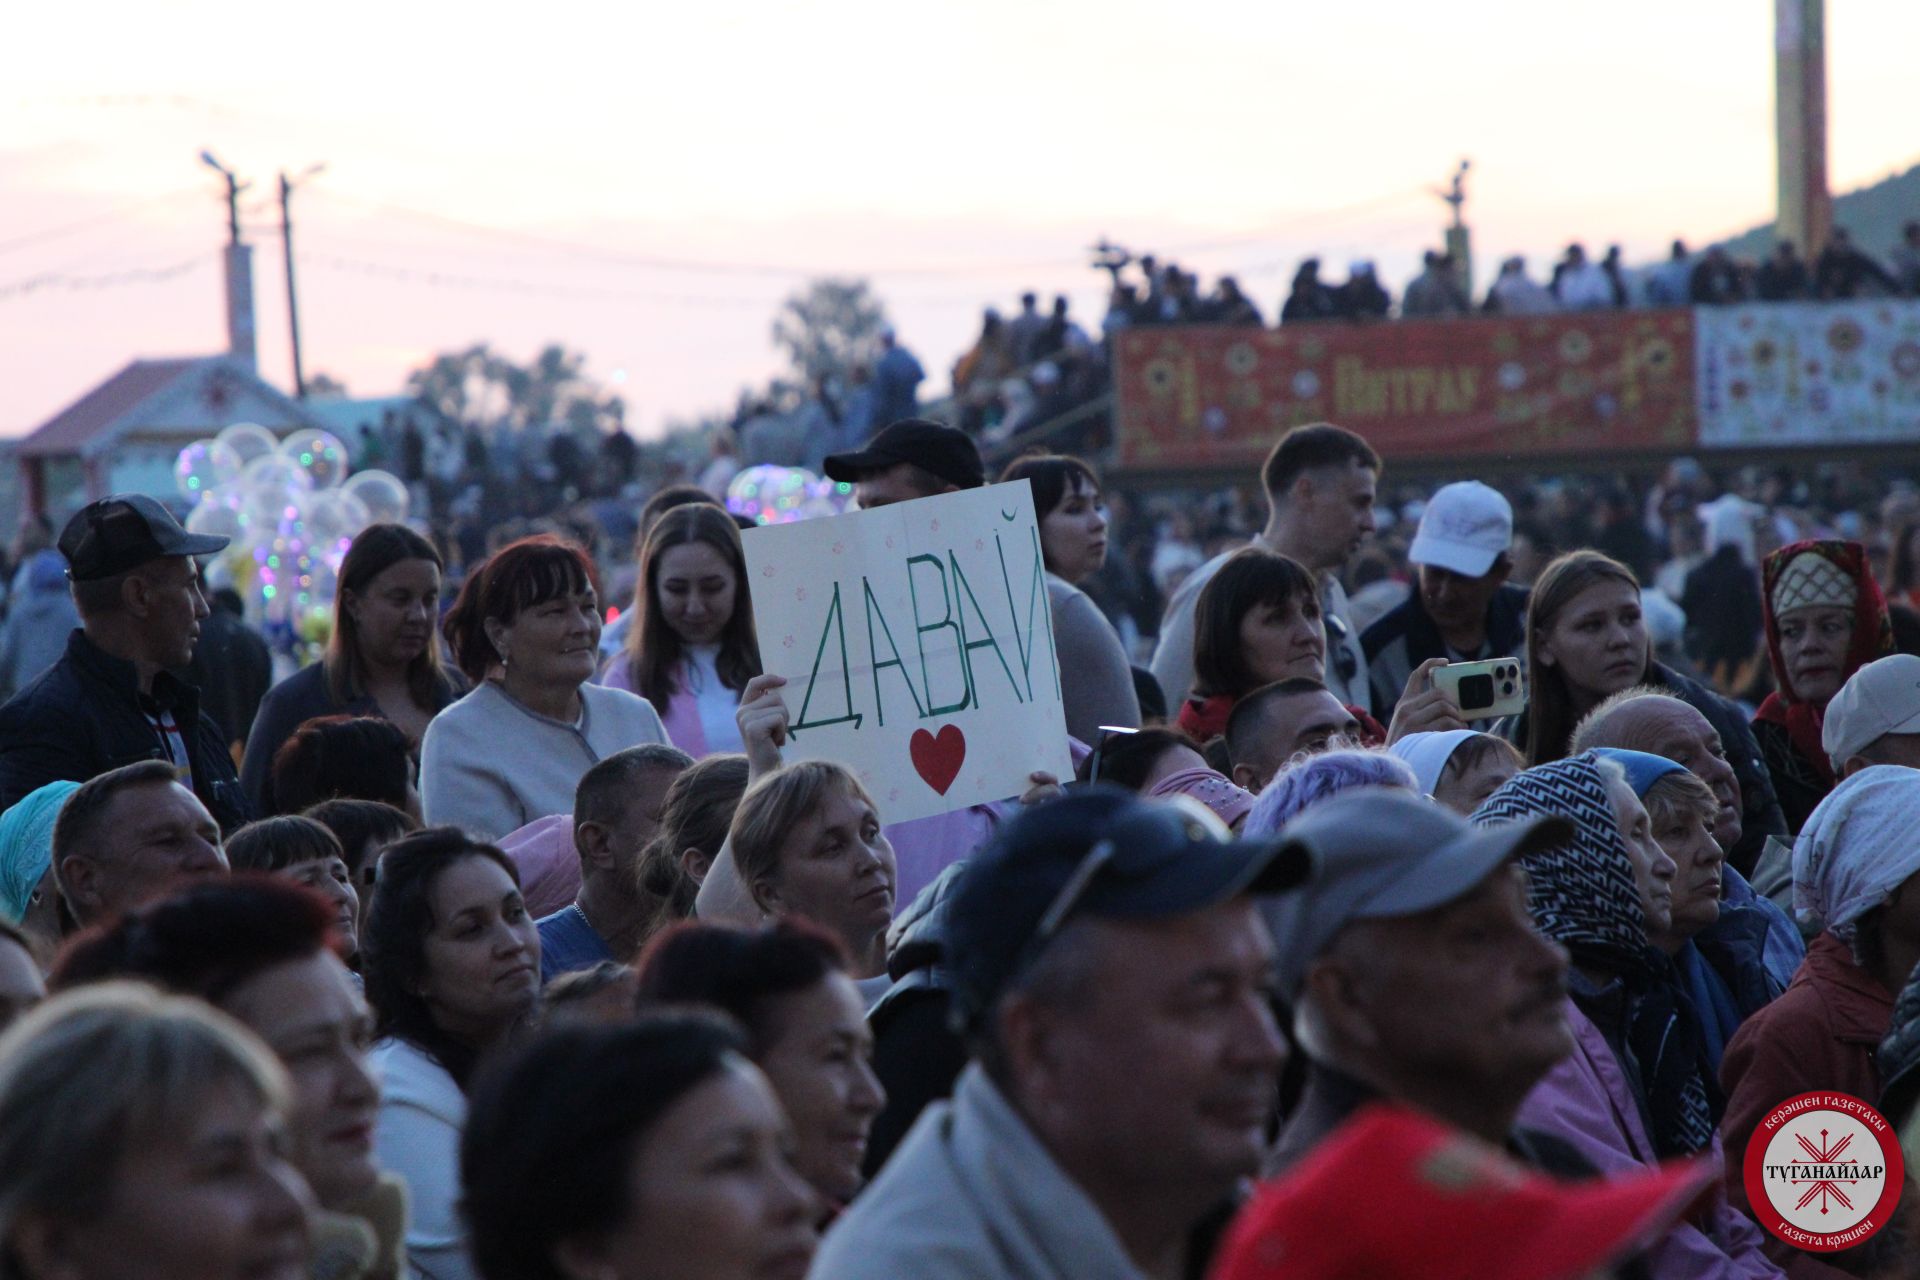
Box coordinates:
[0,780,79,923]
[1587,748,1686,800]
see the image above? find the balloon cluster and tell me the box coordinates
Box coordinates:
[174,423,410,663]
[724,466,853,526]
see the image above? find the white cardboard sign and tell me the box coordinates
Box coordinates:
[740,481,1074,822]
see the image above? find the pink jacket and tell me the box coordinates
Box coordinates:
[1517,1000,1784,1280]
[601,656,710,757]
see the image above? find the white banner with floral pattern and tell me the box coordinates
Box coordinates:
[1695,300,1920,447]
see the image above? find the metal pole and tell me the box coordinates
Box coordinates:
[280,172,306,398]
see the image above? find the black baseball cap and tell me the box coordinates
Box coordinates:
[58,494,230,582]
[944,788,1313,1032]
[822,418,985,490]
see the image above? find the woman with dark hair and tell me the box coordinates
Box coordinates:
[0,984,314,1280]
[1751,539,1893,832]
[362,827,541,1280]
[997,453,1139,742]
[603,504,761,757]
[242,523,461,814]
[271,714,419,818]
[635,920,884,1208]
[1178,546,1387,745]
[460,1011,817,1280]
[1509,549,1784,874]
[49,877,403,1278]
[225,814,363,963]
[303,798,419,933]
[421,535,669,840]
[1481,754,1778,1276]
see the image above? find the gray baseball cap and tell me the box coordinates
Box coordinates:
[1264,788,1571,999]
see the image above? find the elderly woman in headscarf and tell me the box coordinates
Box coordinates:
[1751,539,1893,833]
[1480,752,1778,1279]
[1588,749,1798,1073]
[0,780,78,963]
[1719,766,1920,1230]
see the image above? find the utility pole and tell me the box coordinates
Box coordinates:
[279,164,325,399]
[1776,0,1830,257]
[200,151,257,371]
[1435,159,1473,301]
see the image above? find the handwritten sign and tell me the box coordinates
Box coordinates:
[740,481,1074,823]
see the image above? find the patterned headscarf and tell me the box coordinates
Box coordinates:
[0,780,78,924]
[1757,540,1893,789]
[1473,751,1717,1158]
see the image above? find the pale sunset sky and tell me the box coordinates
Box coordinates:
[4,0,1917,440]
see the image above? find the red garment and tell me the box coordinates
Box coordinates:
[1754,540,1891,791]
[1175,692,1386,747]
[1717,932,1895,1221]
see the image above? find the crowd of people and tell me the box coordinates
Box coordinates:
[7,407,1920,1279]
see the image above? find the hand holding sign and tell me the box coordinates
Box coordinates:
[736,673,791,780]
[741,482,1074,822]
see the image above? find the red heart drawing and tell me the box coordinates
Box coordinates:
[909,725,966,796]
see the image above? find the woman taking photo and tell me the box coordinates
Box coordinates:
[636,920,885,1210]
[1512,549,1782,873]
[1751,539,1892,832]
[51,878,405,1278]
[1178,547,1388,745]
[997,454,1139,743]
[244,524,461,815]
[422,535,669,841]
[604,504,760,757]
[461,1012,817,1280]
[363,828,542,1280]
[728,763,895,980]
[0,983,314,1280]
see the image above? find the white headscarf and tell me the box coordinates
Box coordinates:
[1792,765,1920,938]
[1386,730,1478,797]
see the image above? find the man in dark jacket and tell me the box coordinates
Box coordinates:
[1363,482,1527,720]
[0,495,250,832]
[1264,790,1595,1178]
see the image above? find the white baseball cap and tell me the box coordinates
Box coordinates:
[1823,654,1920,773]
[1408,481,1513,578]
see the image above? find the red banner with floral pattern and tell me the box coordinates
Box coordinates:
[1112,310,1697,469]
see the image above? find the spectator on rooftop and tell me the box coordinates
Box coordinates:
[1644,240,1693,307]
[1815,226,1902,299]
[1754,240,1812,301]
[1400,251,1469,318]
[1893,221,1920,296]
[1332,262,1390,321]
[1006,291,1046,366]
[1600,245,1631,306]
[1688,246,1747,305]
[1280,259,1340,324]
[869,328,925,429]
[1551,244,1615,311]
[1484,257,1558,315]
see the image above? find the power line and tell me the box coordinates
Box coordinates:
[0,188,206,257]
[0,255,205,301]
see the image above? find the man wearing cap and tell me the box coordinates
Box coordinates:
[0,494,249,832]
[1822,653,1920,780]
[810,790,1305,1280]
[1259,789,1587,1174]
[821,416,985,511]
[1362,480,1528,721]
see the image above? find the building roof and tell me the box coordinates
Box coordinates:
[18,358,206,458]
[17,356,326,459]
